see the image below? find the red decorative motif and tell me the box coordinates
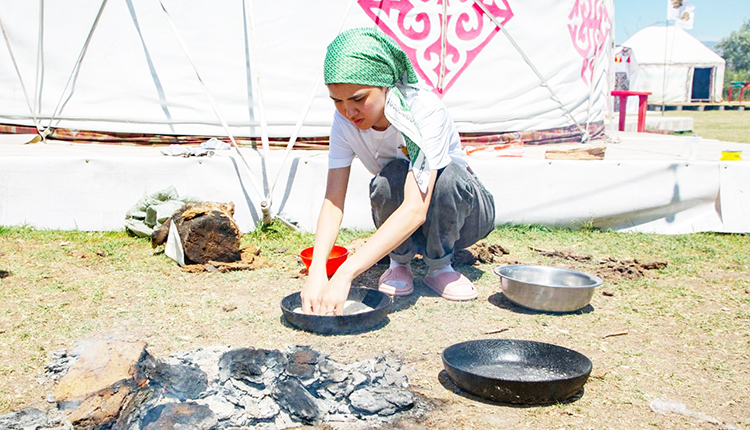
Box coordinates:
[358,0,514,96]
[567,0,611,86]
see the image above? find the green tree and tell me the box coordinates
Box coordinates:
[716,20,750,72]
[716,20,750,98]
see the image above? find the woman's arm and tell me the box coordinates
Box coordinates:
[300,166,350,314]
[311,167,438,315]
[343,168,437,274]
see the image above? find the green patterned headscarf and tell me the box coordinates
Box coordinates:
[324,27,418,88]
[324,27,431,192]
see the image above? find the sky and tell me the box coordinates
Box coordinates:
[614,0,750,45]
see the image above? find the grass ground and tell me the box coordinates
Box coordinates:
[662,109,750,143]
[0,225,748,429]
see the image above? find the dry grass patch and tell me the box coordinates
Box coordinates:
[0,225,748,429]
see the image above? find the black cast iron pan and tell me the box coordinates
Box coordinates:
[280,287,392,335]
[442,339,592,405]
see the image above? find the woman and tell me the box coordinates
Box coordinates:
[301,28,495,316]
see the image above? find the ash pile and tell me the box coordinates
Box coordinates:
[1,340,419,430]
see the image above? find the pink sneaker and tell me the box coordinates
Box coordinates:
[378,266,414,296]
[422,272,478,301]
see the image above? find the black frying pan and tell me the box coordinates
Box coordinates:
[442,339,592,405]
[280,287,392,335]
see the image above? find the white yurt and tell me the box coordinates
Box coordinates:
[622,25,725,104]
[0,0,614,145]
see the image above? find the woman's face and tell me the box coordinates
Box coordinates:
[328,83,390,131]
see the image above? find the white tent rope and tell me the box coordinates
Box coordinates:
[605,0,618,141]
[584,0,614,138]
[268,0,359,198]
[438,0,448,92]
[0,114,332,128]
[584,26,608,138]
[268,69,324,198]
[660,23,672,114]
[245,0,271,161]
[244,0,274,224]
[472,0,589,142]
[584,51,597,137]
[34,0,44,127]
[43,0,108,137]
[0,14,43,134]
[158,0,266,204]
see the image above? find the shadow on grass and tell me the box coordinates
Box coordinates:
[278,314,391,336]
[437,370,586,407]
[358,261,490,314]
[487,292,595,315]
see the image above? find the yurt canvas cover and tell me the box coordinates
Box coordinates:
[0,0,613,142]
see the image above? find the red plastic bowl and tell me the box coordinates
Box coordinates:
[299,245,349,277]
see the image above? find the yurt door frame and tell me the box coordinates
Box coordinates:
[690,67,714,102]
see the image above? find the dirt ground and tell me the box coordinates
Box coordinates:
[0,232,748,429]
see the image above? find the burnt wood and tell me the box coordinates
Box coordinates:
[152,202,241,264]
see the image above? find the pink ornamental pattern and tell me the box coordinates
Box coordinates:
[358,0,514,96]
[568,0,611,86]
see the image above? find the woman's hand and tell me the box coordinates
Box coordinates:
[301,270,353,316]
[300,270,329,315]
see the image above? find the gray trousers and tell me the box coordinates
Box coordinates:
[369,159,496,269]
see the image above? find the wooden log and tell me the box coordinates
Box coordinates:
[544,145,606,160]
[152,202,241,264]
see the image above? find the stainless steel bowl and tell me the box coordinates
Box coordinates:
[493,265,602,312]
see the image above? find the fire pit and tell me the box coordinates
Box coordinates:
[1,340,420,430]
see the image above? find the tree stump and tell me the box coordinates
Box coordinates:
[152,202,241,265]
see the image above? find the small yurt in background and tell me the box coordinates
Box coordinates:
[622,25,725,104]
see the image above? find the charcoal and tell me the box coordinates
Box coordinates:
[349,370,368,388]
[381,387,415,408]
[229,378,267,398]
[243,395,280,421]
[285,347,319,382]
[272,378,322,425]
[0,407,49,429]
[349,387,414,416]
[43,349,77,382]
[199,395,237,421]
[381,367,405,387]
[141,402,217,430]
[219,348,286,386]
[349,388,394,415]
[150,361,208,400]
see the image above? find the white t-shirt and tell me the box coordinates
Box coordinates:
[328,88,467,176]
